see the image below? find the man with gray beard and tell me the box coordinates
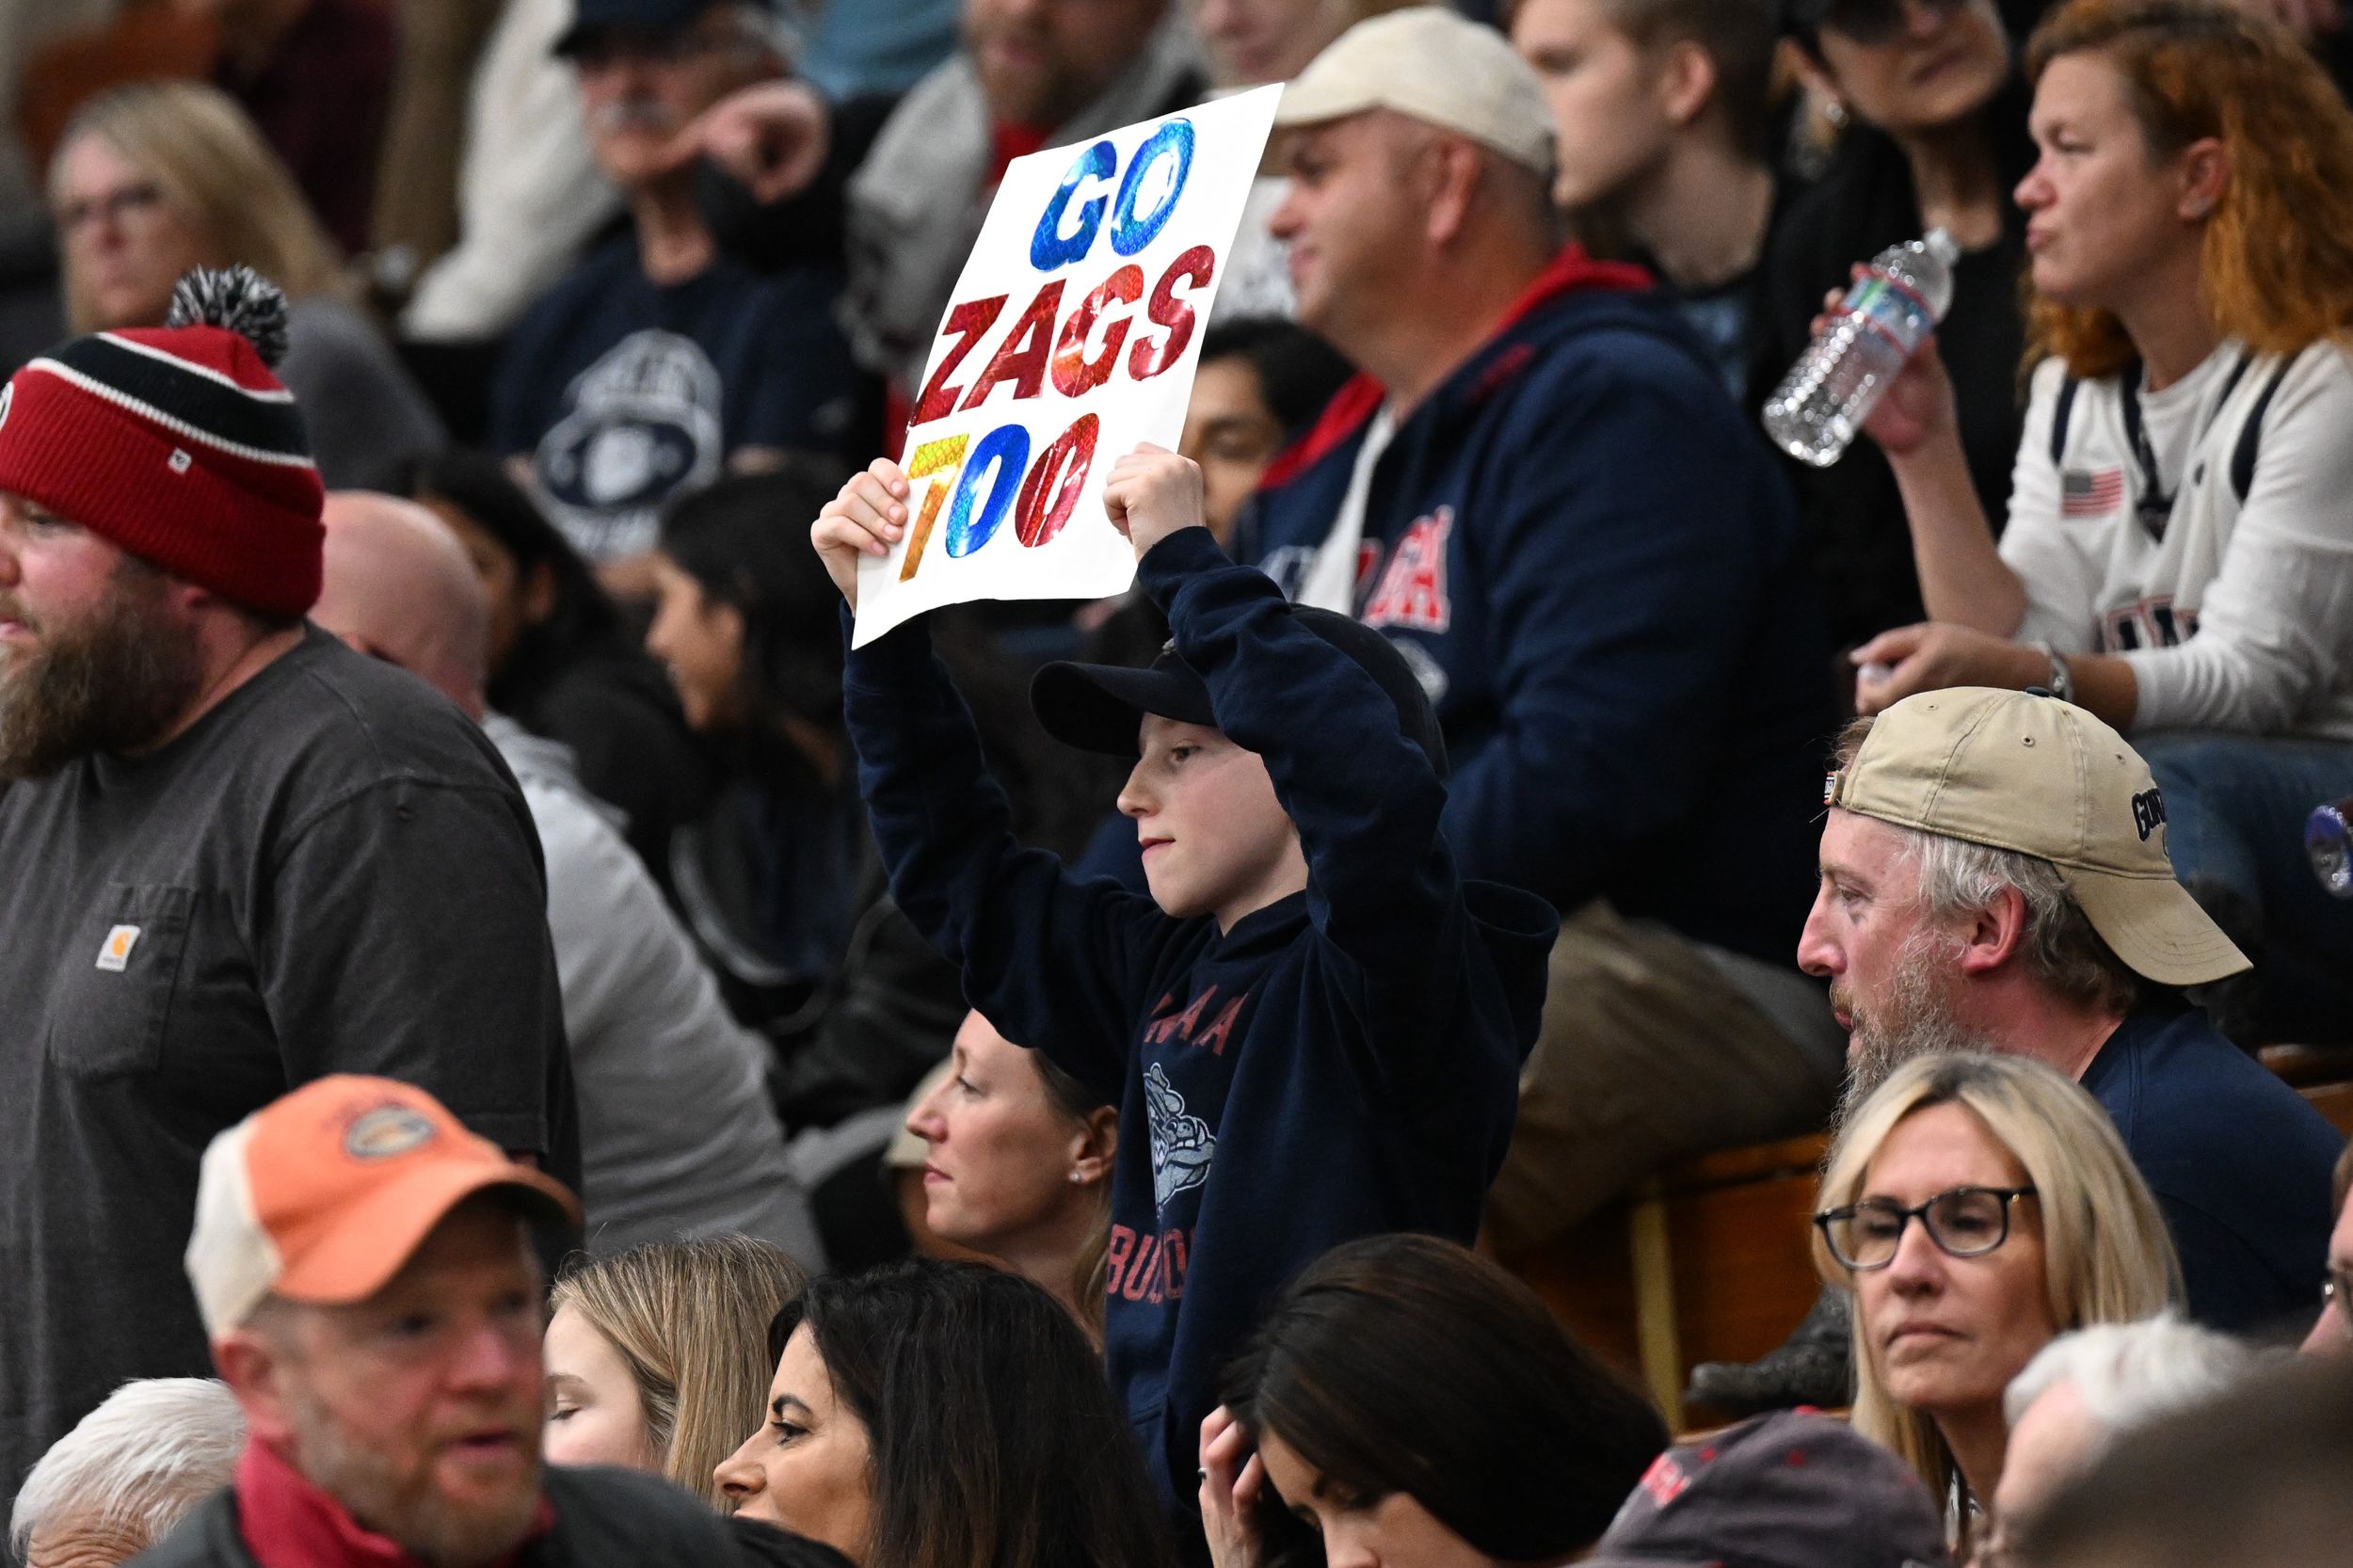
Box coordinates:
[1689,688,2343,1413]
[492,0,863,584]
[0,267,572,1509]
[141,1074,745,1568]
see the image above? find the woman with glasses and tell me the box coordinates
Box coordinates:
[1764,0,2032,657]
[1814,1051,2177,1545]
[45,80,444,489]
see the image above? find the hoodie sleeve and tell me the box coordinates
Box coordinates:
[841,611,1171,1097]
[1144,528,1495,1064]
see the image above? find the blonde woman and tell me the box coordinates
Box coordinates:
[1813,1051,2178,1544]
[544,1235,808,1509]
[47,80,442,488]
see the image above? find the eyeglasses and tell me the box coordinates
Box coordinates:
[1817,0,1971,46]
[54,181,165,234]
[1815,1185,2039,1271]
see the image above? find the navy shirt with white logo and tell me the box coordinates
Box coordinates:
[492,234,861,561]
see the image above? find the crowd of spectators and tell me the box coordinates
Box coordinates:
[1,0,2350,1566]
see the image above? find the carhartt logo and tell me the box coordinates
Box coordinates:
[344,1105,437,1160]
[168,449,193,474]
[2131,787,2168,842]
[95,924,140,972]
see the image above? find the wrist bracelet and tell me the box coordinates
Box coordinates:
[2029,640,2075,705]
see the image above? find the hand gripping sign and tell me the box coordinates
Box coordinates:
[851,86,1282,647]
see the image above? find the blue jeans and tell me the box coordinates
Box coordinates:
[2138,731,2353,1042]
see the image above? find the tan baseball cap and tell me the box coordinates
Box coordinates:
[186,1075,579,1337]
[1824,688,2249,986]
[1272,6,1559,178]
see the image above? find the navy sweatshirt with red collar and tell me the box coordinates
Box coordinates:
[1239,250,1833,964]
[842,528,1557,1543]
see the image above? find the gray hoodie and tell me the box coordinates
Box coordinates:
[489,715,823,1265]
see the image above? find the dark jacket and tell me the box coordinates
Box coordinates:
[130,1465,745,1568]
[1237,250,1833,965]
[842,529,1558,1537]
[2083,998,2346,1333]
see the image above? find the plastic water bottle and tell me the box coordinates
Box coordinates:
[1763,229,1961,467]
[2309,797,2353,898]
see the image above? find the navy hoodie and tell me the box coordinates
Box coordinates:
[1239,250,1833,964]
[842,528,1557,1540]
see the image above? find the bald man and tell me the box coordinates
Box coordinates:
[315,493,823,1264]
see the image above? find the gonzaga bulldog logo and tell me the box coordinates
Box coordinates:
[1144,1063,1215,1208]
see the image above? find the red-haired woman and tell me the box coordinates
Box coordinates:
[1849,0,2353,1044]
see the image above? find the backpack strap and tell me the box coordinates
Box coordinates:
[2049,374,2082,466]
[2229,350,2302,503]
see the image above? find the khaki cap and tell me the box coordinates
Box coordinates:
[1272,7,1558,178]
[1825,688,2249,987]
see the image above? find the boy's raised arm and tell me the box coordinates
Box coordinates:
[1104,448,1518,1047]
[817,462,1169,1096]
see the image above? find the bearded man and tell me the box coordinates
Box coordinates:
[0,267,572,1507]
[138,1075,740,1568]
[1690,688,2342,1412]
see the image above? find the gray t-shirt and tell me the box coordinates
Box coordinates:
[0,628,573,1504]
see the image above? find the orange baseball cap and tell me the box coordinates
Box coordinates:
[186,1075,579,1337]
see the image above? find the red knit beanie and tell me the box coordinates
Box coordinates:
[0,266,324,617]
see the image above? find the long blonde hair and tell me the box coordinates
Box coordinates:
[49,79,345,334]
[549,1236,808,1509]
[1813,1052,2180,1511]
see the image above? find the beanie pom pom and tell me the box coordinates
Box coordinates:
[166,266,291,367]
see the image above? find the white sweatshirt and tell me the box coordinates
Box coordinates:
[2002,341,2353,741]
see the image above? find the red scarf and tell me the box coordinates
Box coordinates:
[233,1440,552,1568]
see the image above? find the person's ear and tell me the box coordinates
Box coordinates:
[2176,136,2228,223]
[1070,1105,1118,1187]
[1423,136,1487,248]
[520,559,559,628]
[1657,39,1720,130]
[213,1325,299,1450]
[1786,44,1848,126]
[1955,886,2030,978]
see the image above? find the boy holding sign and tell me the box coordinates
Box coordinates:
[810,448,1556,1542]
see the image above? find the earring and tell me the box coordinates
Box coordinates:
[1824,99,1850,130]
[1067,1172,1085,1183]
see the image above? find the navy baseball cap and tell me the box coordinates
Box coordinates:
[1031,608,1449,778]
[1585,1411,1952,1568]
[553,0,740,56]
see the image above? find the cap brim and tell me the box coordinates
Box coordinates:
[1030,661,1215,757]
[550,16,691,57]
[1271,76,1381,131]
[2064,867,2251,986]
[275,1164,580,1307]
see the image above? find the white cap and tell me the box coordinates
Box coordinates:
[1272,7,1558,178]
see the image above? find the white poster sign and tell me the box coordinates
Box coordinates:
[851,86,1282,647]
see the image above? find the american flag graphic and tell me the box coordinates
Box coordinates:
[2062,466,2125,516]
